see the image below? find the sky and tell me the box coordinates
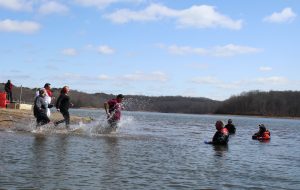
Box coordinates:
[0,0,299,100]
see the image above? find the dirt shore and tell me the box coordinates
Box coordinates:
[0,108,92,130]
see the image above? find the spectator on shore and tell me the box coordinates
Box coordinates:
[4,80,13,103]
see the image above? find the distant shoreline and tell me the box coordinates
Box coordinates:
[76,107,300,120]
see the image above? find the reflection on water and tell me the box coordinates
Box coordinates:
[213,144,228,157]
[1,110,300,189]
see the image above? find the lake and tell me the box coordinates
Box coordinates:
[1,109,300,189]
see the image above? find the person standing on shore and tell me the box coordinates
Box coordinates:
[104,94,124,129]
[54,86,72,129]
[33,89,50,126]
[4,80,13,103]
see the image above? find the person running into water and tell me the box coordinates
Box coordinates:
[54,86,72,129]
[35,83,54,117]
[224,119,236,134]
[104,94,124,129]
[252,124,270,140]
[207,120,229,145]
[33,89,50,126]
[4,80,13,103]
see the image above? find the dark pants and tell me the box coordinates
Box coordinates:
[108,118,119,129]
[36,113,50,126]
[6,91,12,103]
[55,109,70,128]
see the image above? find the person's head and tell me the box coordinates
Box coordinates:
[215,120,224,131]
[61,86,70,94]
[259,124,266,133]
[39,89,46,97]
[44,83,51,89]
[116,94,124,103]
[228,119,232,124]
[7,80,11,83]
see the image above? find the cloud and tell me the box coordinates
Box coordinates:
[97,45,115,54]
[263,7,296,23]
[162,44,262,57]
[38,1,69,15]
[0,0,32,11]
[74,0,144,9]
[105,4,243,30]
[191,76,220,85]
[0,19,40,34]
[259,66,272,72]
[62,48,78,56]
[121,71,168,82]
[254,76,288,85]
[191,76,290,90]
[212,44,262,57]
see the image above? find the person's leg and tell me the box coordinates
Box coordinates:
[8,91,12,102]
[62,110,70,129]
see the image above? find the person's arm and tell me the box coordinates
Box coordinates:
[56,95,62,111]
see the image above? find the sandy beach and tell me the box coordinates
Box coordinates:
[0,108,92,130]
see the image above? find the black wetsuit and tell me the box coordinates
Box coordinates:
[225,123,236,134]
[212,131,229,145]
[33,95,50,126]
[55,93,71,127]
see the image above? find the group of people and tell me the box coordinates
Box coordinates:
[208,119,270,145]
[33,84,72,129]
[33,82,125,130]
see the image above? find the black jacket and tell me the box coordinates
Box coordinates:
[56,93,70,111]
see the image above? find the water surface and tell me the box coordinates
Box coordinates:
[1,110,300,189]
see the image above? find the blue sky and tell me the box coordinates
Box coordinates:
[0,0,299,100]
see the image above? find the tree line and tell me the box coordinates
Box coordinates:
[1,83,300,117]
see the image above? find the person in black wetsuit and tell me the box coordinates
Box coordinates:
[207,120,229,145]
[33,89,50,126]
[224,119,236,134]
[54,86,72,129]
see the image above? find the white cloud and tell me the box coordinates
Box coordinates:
[97,45,115,54]
[162,44,262,57]
[62,48,77,56]
[122,71,168,82]
[167,45,207,55]
[0,19,40,34]
[259,66,272,72]
[97,74,110,80]
[254,76,288,85]
[105,4,243,30]
[263,7,296,23]
[74,0,144,9]
[38,1,69,15]
[0,0,32,11]
[212,44,262,57]
[191,76,220,84]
